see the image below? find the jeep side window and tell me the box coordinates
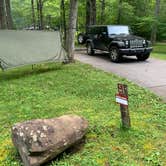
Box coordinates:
[89,27,93,34]
[87,27,90,34]
[101,27,107,36]
[95,27,100,35]
[92,27,98,35]
[87,27,94,34]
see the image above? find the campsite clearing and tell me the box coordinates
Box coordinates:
[0,62,165,166]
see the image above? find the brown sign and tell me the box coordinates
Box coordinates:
[118,83,128,98]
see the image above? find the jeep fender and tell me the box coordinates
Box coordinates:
[109,41,125,49]
[86,39,94,48]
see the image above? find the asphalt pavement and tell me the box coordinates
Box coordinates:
[75,49,166,102]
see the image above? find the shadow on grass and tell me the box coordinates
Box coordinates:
[0,63,63,82]
[42,137,86,166]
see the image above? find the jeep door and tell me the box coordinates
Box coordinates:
[91,27,101,49]
[95,26,108,51]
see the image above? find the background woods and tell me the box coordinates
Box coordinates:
[0,0,165,42]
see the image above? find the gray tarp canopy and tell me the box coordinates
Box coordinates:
[0,30,67,70]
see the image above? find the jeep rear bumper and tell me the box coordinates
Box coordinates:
[119,47,153,55]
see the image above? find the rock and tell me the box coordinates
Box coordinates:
[11,115,88,166]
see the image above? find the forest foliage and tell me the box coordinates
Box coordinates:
[10,0,166,41]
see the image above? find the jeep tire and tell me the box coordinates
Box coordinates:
[109,46,121,62]
[136,53,150,61]
[87,43,95,55]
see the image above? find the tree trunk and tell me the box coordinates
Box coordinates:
[31,0,36,29]
[5,0,13,29]
[66,0,78,62]
[86,0,90,30]
[86,0,96,32]
[100,0,105,24]
[117,0,122,24]
[151,0,160,44]
[39,0,43,30]
[91,0,96,25]
[0,0,6,29]
[37,0,40,29]
[60,0,67,44]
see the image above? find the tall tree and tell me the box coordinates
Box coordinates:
[151,0,160,44]
[39,0,43,29]
[5,0,13,29]
[100,0,105,24]
[36,0,45,30]
[0,0,6,29]
[60,0,67,43]
[117,0,122,24]
[36,0,40,28]
[86,0,96,31]
[66,0,78,62]
[31,0,36,29]
[86,0,90,28]
[91,0,96,25]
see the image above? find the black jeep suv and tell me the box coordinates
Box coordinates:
[77,25,153,62]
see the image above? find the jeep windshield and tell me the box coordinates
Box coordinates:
[108,26,129,35]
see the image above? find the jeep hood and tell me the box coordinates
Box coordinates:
[109,34,144,41]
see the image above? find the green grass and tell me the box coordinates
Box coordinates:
[0,62,165,166]
[152,43,166,60]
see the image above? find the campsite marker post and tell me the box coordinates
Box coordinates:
[116,84,131,128]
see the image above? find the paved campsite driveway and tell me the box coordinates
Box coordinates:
[75,50,166,102]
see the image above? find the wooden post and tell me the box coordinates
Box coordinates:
[117,84,131,128]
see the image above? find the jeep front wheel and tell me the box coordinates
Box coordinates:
[136,53,150,61]
[87,43,94,55]
[109,46,121,62]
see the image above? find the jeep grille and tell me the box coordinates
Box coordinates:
[130,39,143,48]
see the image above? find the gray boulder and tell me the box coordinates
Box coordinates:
[11,115,88,166]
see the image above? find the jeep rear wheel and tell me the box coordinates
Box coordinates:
[136,53,150,61]
[87,43,94,55]
[109,46,121,62]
